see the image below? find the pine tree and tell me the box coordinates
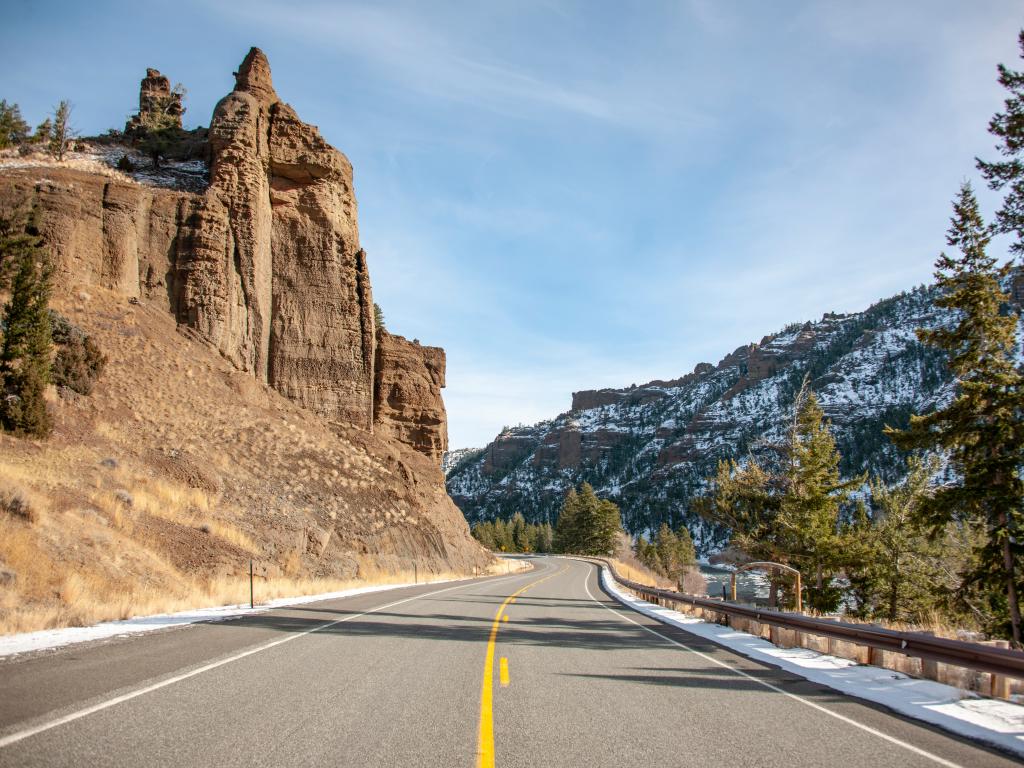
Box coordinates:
[554,487,580,553]
[0,101,29,148]
[888,182,1024,644]
[31,118,51,146]
[977,30,1024,255]
[777,382,860,612]
[554,484,621,555]
[373,303,385,331]
[0,215,53,437]
[862,456,945,622]
[48,101,73,161]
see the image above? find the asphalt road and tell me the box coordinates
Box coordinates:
[0,556,1018,767]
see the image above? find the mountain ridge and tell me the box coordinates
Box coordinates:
[446,277,1023,555]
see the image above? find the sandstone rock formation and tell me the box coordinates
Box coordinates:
[0,48,445,462]
[124,68,183,136]
[373,331,448,463]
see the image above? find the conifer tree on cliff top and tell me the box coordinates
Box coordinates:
[887,182,1024,645]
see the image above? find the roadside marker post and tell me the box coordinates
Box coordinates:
[250,559,254,609]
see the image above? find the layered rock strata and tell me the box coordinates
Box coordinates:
[0,48,443,459]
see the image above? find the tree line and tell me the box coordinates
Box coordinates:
[697,31,1024,644]
[1,99,75,161]
[472,483,700,590]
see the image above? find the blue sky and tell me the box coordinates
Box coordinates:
[2,1,1022,448]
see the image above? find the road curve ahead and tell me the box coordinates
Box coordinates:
[0,557,1018,767]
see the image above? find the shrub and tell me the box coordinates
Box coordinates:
[50,310,107,395]
[1,487,37,524]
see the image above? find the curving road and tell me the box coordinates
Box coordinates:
[0,557,1018,767]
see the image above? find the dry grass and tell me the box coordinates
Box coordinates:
[0,287,489,637]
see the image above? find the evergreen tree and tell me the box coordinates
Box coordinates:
[888,183,1024,645]
[698,457,788,604]
[31,118,51,146]
[860,456,945,622]
[977,30,1024,255]
[777,382,861,611]
[554,487,580,553]
[48,101,73,161]
[373,303,385,331]
[0,101,29,148]
[554,484,622,556]
[0,214,53,437]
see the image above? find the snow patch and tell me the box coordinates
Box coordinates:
[599,566,1024,758]
[0,577,457,659]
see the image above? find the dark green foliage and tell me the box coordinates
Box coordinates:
[977,30,1024,255]
[471,514,553,553]
[30,119,51,146]
[635,523,696,586]
[0,213,53,437]
[849,456,967,624]
[698,380,862,611]
[49,311,107,395]
[0,100,29,148]
[887,183,1024,643]
[374,302,385,331]
[553,483,622,556]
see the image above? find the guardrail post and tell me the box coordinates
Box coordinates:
[919,632,939,681]
[868,646,885,667]
[991,640,1011,698]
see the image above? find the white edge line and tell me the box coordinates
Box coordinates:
[578,561,965,768]
[0,570,535,750]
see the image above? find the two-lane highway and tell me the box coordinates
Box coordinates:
[0,557,1018,766]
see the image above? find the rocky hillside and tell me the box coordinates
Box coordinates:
[0,49,488,632]
[447,280,1021,555]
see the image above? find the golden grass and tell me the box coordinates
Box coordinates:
[0,564,478,636]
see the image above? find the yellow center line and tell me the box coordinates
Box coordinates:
[499,657,510,687]
[476,564,566,768]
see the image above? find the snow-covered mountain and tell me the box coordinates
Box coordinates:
[447,282,972,555]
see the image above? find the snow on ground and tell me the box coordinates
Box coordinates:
[599,566,1024,759]
[0,577,457,659]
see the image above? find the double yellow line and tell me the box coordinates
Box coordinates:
[476,564,567,768]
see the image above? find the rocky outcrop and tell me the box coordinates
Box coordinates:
[1,48,448,459]
[373,330,447,463]
[124,68,183,136]
[191,48,375,429]
[0,169,201,302]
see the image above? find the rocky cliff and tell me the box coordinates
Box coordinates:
[0,49,485,612]
[447,283,1023,554]
[374,330,448,464]
[1,48,444,458]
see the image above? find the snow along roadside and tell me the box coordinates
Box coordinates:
[0,577,459,659]
[599,565,1024,759]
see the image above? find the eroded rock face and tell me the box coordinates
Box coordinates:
[0,47,447,461]
[373,331,447,463]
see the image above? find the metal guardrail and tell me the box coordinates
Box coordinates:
[584,557,1024,681]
